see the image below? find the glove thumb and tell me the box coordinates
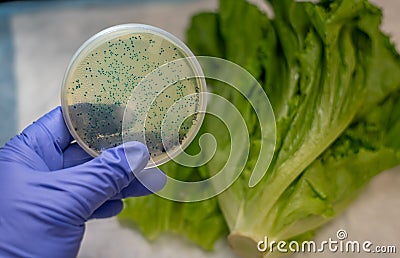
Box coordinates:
[53,141,149,219]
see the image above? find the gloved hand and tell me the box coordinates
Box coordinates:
[0,107,166,258]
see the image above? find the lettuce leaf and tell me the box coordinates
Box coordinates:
[118,135,229,251]
[268,92,400,241]
[119,0,400,256]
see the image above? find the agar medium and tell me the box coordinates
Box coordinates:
[61,24,206,167]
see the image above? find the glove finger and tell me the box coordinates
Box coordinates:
[54,141,149,218]
[63,142,93,168]
[13,107,73,171]
[111,167,166,199]
[89,200,123,219]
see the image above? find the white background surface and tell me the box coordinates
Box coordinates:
[10,0,400,257]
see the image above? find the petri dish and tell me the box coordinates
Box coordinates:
[61,24,206,167]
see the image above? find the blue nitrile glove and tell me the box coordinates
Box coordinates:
[0,107,166,258]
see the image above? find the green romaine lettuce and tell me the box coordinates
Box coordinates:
[119,0,400,256]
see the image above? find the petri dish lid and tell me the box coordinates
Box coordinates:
[61,24,206,168]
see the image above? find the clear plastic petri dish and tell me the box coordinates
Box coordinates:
[61,24,206,167]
